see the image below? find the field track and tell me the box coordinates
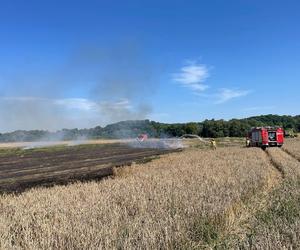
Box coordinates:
[265,148,286,178]
[282,147,300,162]
[0,143,177,193]
[265,146,300,179]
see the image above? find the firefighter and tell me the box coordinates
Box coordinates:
[246,138,250,147]
[210,139,217,150]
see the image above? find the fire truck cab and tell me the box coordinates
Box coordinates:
[247,126,284,149]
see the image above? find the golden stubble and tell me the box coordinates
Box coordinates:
[0,145,288,249]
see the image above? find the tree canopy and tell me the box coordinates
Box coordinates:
[0,114,299,142]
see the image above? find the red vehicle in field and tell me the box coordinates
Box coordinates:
[246,126,284,149]
[137,134,148,142]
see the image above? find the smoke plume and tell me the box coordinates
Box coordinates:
[0,42,158,132]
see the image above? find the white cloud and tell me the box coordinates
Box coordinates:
[216,88,251,104]
[1,96,47,102]
[173,61,209,92]
[1,97,99,111]
[98,98,133,113]
[54,98,98,111]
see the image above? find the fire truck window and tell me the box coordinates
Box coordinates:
[268,132,276,141]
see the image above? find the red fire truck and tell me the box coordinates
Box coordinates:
[246,126,284,149]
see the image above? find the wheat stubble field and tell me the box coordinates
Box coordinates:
[0,139,300,249]
[283,137,300,161]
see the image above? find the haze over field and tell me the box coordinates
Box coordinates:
[0,1,299,132]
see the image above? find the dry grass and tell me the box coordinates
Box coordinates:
[1,139,300,249]
[283,137,300,161]
[267,147,300,179]
[0,147,279,249]
[239,180,300,249]
[237,140,300,249]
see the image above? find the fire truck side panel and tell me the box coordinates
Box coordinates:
[261,129,269,145]
[251,130,262,146]
[277,128,284,145]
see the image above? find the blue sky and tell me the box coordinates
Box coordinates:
[0,0,299,131]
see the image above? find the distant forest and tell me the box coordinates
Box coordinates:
[0,114,299,142]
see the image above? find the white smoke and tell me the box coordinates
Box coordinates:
[128,138,184,150]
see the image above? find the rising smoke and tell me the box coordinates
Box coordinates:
[0,42,158,133]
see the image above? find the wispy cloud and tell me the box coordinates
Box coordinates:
[1,96,47,102]
[1,97,99,112]
[98,98,133,112]
[0,96,136,113]
[172,60,209,92]
[215,88,251,104]
[54,98,98,111]
[173,59,255,105]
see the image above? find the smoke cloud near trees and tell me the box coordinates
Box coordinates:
[0,43,158,132]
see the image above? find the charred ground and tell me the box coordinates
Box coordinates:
[0,143,177,193]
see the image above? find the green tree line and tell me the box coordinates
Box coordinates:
[0,115,299,142]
